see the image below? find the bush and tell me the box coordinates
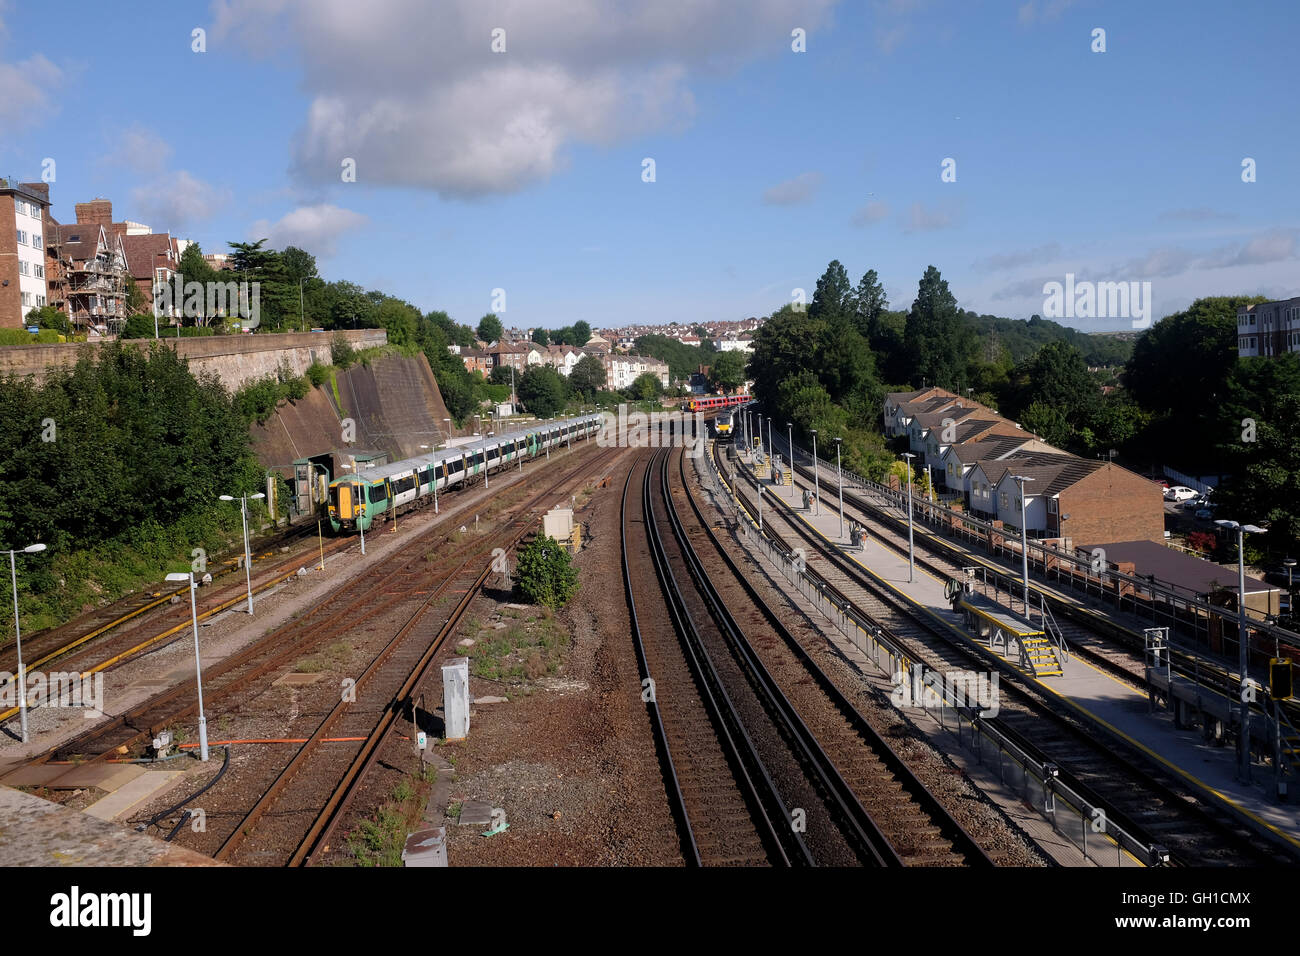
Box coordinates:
[331,334,357,368]
[306,362,331,387]
[515,535,579,609]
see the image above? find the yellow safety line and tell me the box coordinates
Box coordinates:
[0,565,306,723]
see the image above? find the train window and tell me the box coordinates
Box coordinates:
[368,485,386,503]
[419,468,433,484]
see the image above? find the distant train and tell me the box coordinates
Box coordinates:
[714,409,734,438]
[328,413,604,533]
[687,394,750,412]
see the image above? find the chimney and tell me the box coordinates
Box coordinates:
[75,198,113,226]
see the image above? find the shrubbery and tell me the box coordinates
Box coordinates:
[515,535,579,609]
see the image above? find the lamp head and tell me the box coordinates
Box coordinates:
[165,572,191,583]
[23,543,46,554]
[250,493,265,500]
[219,495,234,501]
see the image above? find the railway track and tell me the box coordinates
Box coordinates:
[668,447,995,866]
[715,441,1294,866]
[181,442,623,865]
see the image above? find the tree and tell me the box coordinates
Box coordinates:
[708,350,746,394]
[26,305,69,334]
[853,269,888,337]
[809,260,853,321]
[119,314,156,339]
[373,297,420,347]
[517,364,568,417]
[628,372,662,401]
[532,327,550,346]
[569,354,606,399]
[477,313,504,344]
[904,266,973,393]
[489,364,516,387]
[573,321,592,346]
[515,534,579,608]
[280,246,318,285]
[1014,341,1098,428]
[1019,401,1073,448]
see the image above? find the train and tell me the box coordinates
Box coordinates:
[686,394,750,412]
[714,409,734,438]
[328,412,604,532]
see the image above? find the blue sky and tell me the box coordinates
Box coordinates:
[2,0,1295,332]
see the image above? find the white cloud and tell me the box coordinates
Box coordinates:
[762,171,822,205]
[132,170,228,229]
[973,242,1061,272]
[249,204,368,257]
[104,125,173,175]
[902,201,960,232]
[0,54,61,127]
[851,200,890,226]
[212,0,835,198]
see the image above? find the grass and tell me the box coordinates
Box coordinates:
[295,640,352,674]
[468,614,568,684]
[343,763,435,867]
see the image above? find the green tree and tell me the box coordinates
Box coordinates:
[809,259,853,321]
[904,265,973,393]
[1019,401,1073,448]
[746,304,826,406]
[628,372,662,401]
[120,314,157,339]
[569,354,607,399]
[707,350,746,394]
[477,313,504,344]
[26,305,69,334]
[1014,341,1098,428]
[532,327,550,346]
[573,320,592,346]
[123,275,148,314]
[515,534,579,608]
[373,297,421,347]
[517,364,568,417]
[853,269,888,337]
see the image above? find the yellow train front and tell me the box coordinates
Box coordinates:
[713,409,734,440]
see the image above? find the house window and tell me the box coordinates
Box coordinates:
[33,263,43,278]
[32,233,41,249]
[20,292,31,306]
[999,491,1008,509]
[18,260,28,275]
[16,229,26,245]
[1047,498,1058,514]
[36,295,45,307]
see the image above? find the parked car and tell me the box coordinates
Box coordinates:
[1164,485,1198,502]
[1194,508,1215,520]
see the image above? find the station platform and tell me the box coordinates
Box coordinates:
[0,785,221,866]
[734,450,1300,853]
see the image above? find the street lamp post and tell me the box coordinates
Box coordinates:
[219,492,266,615]
[7,542,46,743]
[902,453,916,583]
[1284,557,1296,617]
[1217,518,1267,781]
[299,277,306,333]
[165,572,209,761]
[788,422,794,500]
[810,429,820,516]
[834,438,844,540]
[757,483,763,533]
[1010,475,1035,616]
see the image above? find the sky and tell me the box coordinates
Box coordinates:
[2,0,1296,333]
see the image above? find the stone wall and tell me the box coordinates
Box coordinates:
[0,329,387,391]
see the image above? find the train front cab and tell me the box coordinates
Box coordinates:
[328,478,378,533]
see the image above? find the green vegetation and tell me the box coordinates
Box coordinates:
[0,342,262,632]
[476,312,504,344]
[515,534,579,609]
[468,612,568,683]
[707,350,746,394]
[344,769,436,867]
[516,365,569,417]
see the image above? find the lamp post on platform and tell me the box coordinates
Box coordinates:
[219,493,265,614]
[902,452,916,583]
[6,542,45,743]
[1217,518,1267,782]
[164,571,209,762]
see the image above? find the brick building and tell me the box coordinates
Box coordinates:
[0,180,51,329]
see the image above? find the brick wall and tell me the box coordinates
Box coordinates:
[1058,463,1164,547]
[0,195,19,328]
[74,199,113,226]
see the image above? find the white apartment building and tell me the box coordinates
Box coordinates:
[1,182,50,327]
[1238,297,1300,358]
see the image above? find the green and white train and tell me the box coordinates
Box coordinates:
[327,413,604,533]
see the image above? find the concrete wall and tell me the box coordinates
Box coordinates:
[0,329,387,391]
[251,350,459,479]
